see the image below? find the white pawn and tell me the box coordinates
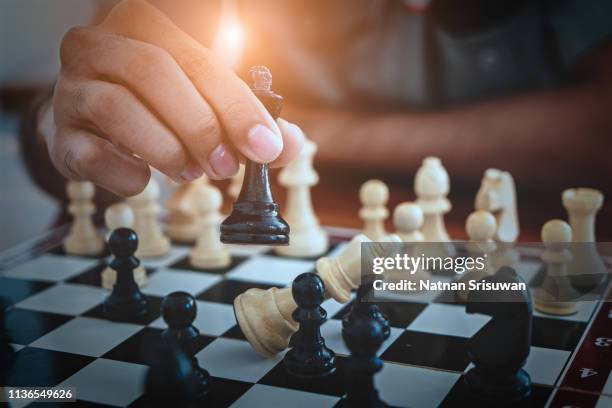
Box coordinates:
[534,220,579,315]
[166,176,209,243]
[101,203,147,289]
[275,139,328,257]
[227,164,245,201]
[456,210,498,301]
[190,185,231,269]
[63,181,104,256]
[127,178,170,258]
[393,202,424,242]
[415,157,455,257]
[359,180,389,241]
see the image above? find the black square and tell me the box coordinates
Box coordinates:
[380,330,470,372]
[196,280,276,304]
[439,377,553,408]
[82,295,163,325]
[67,263,154,287]
[28,401,115,408]
[0,277,53,305]
[6,347,94,387]
[102,327,215,366]
[263,242,340,261]
[258,356,349,397]
[129,376,253,408]
[169,255,248,275]
[531,317,586,351]
[5,308,72,345]
[332,301,427,328]
[221,325,247,341]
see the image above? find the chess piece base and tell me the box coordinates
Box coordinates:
[283,346,336,378]
[103,292,149,322]
[102,267,147,290]
[221,201,289,245]
[464,367,531,403]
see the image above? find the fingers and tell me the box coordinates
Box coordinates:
[49,126,151,197]
[270,118,306,168]
[100,0,284,163]
[60,27,238,179]
[56,79,194,181]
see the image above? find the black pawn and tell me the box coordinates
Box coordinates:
[145,342,199,407]
[103,228,148,322]
[161,292,210,399]
[343,284,391,340]
[339,318,390,408]
[464,266,532,403]
[284,273,336,377]
[220,66,289,245]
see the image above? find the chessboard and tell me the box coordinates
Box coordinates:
[0,225,610,408]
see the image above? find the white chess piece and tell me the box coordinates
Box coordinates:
[234,233,402,357]
[359,180,389,240]
[227,164,245,201]
[127,178,170,258]
[166,176,209,243]
[456,210,497,301]
[534,220,578,315]
[190,185,231,269]
[475,168,520,242]
[63,181,104,256]
[393,202,424,242]
[275,139,328,257]
[415,157,455,256]
[562,188,606,290]
[101,203,147,289]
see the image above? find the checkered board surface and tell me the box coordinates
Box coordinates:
[0,227,610,408]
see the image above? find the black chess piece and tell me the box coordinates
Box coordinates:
[342,284,391,340]
[145,341,199,408]
[283,273,336,377]
[161,291,210,399]
[220,66,289,245]
[339,318,391,408]
[103,228,149,322]
[464,266,533,403]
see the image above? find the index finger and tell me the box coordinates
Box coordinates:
[99,0,284,164]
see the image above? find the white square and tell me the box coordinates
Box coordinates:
[320,319,402,357]
[196,338,282,383]
[141,269,220,297]
[149,300,236,336]
[596,395,612,408]
[15,283,107,316]
[138,245,190,269]
[230,384,339,408]
[59,358,147,406]
[11,344,25,351]
[30,317,143,357]
[464,346,570,386]
[407,303,491,338]
[323,297,349,318]
[227,255,315,286]
[377,362,460,408]
[523,346,570,386]
[2,255,96,282]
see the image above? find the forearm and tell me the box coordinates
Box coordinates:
[285,81,611,188]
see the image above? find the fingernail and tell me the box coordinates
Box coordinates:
[180,162,204,181]
[209,144,239,178]
[247,124,283,162]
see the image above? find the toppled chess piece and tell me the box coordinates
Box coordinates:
[338,318,391,408]
[220,66,289,245]
[283,273,336,377]
[103,228,149,322]
[464,266,532,403]
[161,292,210,399]
[63,181,104,256]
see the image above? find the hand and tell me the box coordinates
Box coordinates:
[50,0,304,196]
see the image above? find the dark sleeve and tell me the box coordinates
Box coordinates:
[548,0,612,67]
